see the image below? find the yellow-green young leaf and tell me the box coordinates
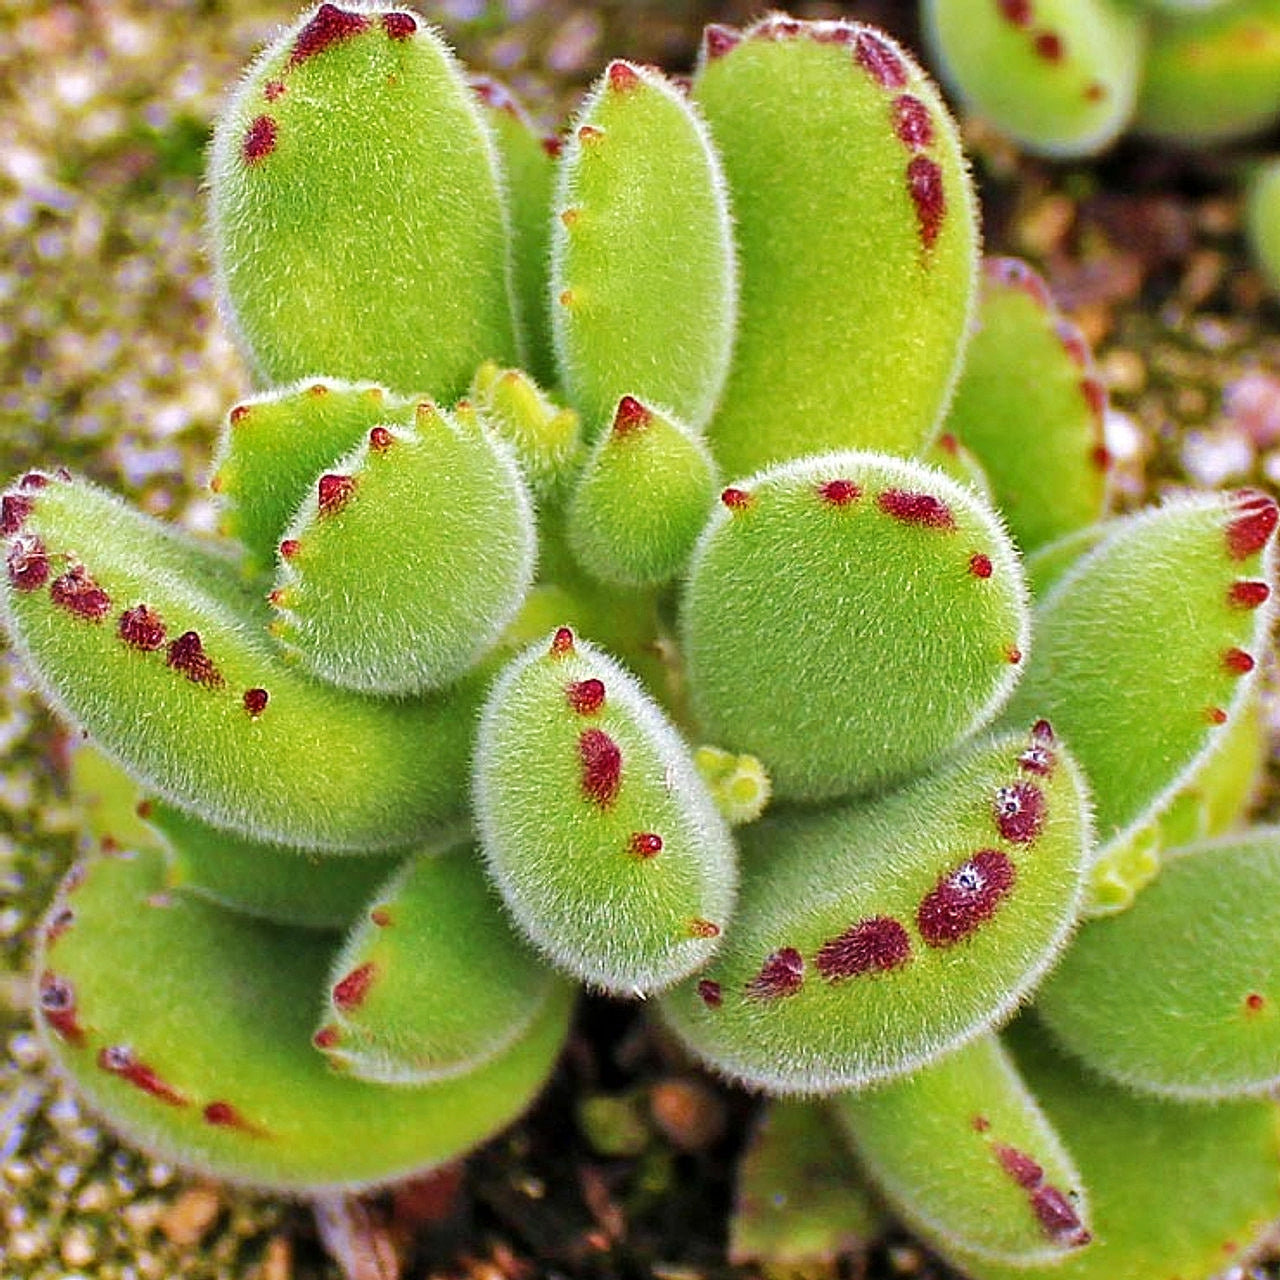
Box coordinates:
[729,1099,883,1269]
[1040,830,1280,1100]
[566,397,719,587]
[0,472,476,851]
[474,629,737,995]
[471,77,558,388]
[922,0,1146,157]
[1248,157,1280,295]
[658,728,1091,1094]
[33,848,572,1193]
[209,380,415,579]
[946,1022,1280,1280]
[208,4,518,397]
[270,402,536,695]
[316,842,566,1084]
[1004,489,1278,858]
[695,18,977,475]
[682,453,1029,802]
[834,1034,1091,1267]
[944,258,1111,554]
[551,60,736,439]
[149,801,408,931]
[1135,0,1280,145]
[471,362,583,506]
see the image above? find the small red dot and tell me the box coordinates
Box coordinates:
[969,553,993,579]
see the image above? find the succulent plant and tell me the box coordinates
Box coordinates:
[6,4,1280,1278]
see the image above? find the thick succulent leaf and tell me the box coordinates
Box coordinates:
[208,4,519,395]
[209,380,416,578]
[729,1099,883,1269]
[947,1022,1280,1280]
[270,402,536,695]
[1004,489,1278,858]
[474,629,737,995]
[0,472,476,850]
[551,60,736,438]
[944,258,1110,554]
[658,727,1091,1094]
[148,801,408,931]
[922,0,1146,158]
[471,77,558,387]
[1249,157,1280,294]
[695,17,977,474]
[316,842,565,1084]
[566,397,719,587]
[1135,0,1280,144]
[834,1033,1091,1266]
[33,848,573,1192]
[1039,830,1280,1099]
[922,431,994,501]
[682,452,1029,802]
[1023,524,1111,599]
[471,363,583,506]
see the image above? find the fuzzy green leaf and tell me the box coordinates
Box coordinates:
[551,60,736,438]
[208,4,519,396]
[695,17,978,475]
[33,847,573,1192]
[835,1033,1091,1266]
[474,629,737,995]
[658,728,1091,1093]
[682,452,1029,802]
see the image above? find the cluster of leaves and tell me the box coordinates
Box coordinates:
[5,5,1280,1278]
[922,0,1280,291]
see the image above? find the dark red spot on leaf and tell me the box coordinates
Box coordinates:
[1080,378,1107,417]
[313,1025,341,1049]
[1085,81,1107,102]
[1226,490,1279,560]
[44,906,74,946]
[972,1114,991,1133]
[1091,445,1112,471]
[368,426,394,452]
[1,494,33,535]
[166,631,224,688]
[333,961,378,1012]
[608,61,641,92]
[630,832,663,859]
[242,116,277,164]
[995,1144,1044,1189]
[998,0,1033,25]
[878,488,955,529]
[1246,992,1266,1013]
[97,1045,188,1106]
[577,124,604,144]
[1034,32,1065,63]
[39,972,84,1045]
[279,539,300,560]
[689,918,721,939]
[721,487,753,511]
[1018,721,1056,776]
[892,94,934,149]
[702,23,742,60]
[995,782,1045,843]
[612,395,652,436]
[819,479,861,506]
[937,432,959,455]
[746,947,805,998]
[382,12,416,39]
[318,473,355,515]
[579,728,622,808]
[203,1100,267,1135]
[815,916,911,981]
[243,688,269,716]
[6,534,48,591]
[51,566,111,621]
[550,626,575,657]
[118,604,166,651]
[229,404,251,425]
[289,4,370,66]
[1229,581,1270,609]
[697,979,722,1008]
[1031,1185,1090,1246]
[1206,706,1229,725]
[264,80,286,101]
[917,850,1016,947]
[1055,321,1090,368]
[19,472,50,490]
[985,257,1051,307]
[370,907,393,927]
[969,553,993,579]
[542,135,563,158]
[907,156,946,251]
[758,16,802,39]
[855,30,908,88]
[1005,644,1023,665]
[567,678,606,716]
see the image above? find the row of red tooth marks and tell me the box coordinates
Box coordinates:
[44,905,75,947]
[730,482,960,531]
[39,971,86,1045]
[995,1,1076,73]
[1229,580,1271,610]
[993,1142,1092,1248]
[1226,490,1279,561]
[702,847,1019,1007]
